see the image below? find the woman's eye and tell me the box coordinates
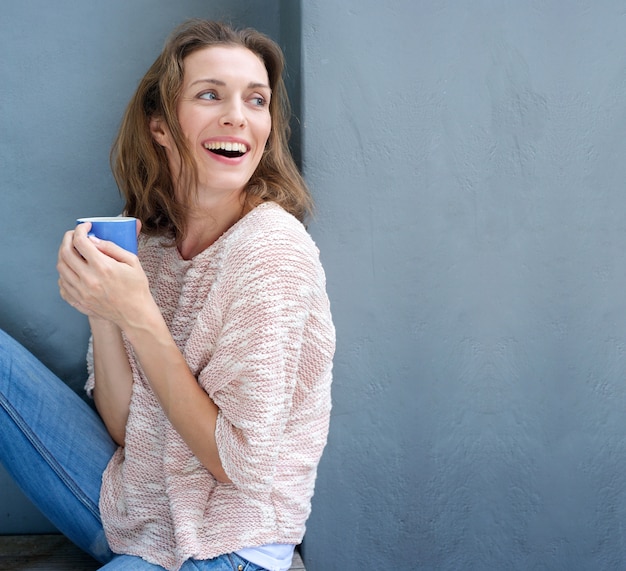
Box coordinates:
[250,96,267,107]
[199,91,218,101]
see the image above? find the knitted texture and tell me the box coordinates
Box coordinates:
[85,202,335,571]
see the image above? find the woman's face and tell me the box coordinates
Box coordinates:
[153,45,272,203]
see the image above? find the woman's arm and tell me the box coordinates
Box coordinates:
[121,306,231,483]
[195,229,334,493]
[89,317,133,446]
[57,223,230,482]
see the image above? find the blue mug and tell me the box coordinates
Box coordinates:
[76,216,138,255]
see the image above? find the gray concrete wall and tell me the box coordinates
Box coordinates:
[0,0,283,535]
[301,1,626,569]
[8,1,626,569]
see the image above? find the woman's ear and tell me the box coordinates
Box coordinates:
[149,116,171,148]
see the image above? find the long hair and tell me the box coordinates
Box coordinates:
[111,19,313,241]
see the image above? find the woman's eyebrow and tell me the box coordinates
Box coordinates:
[190,78,226,87]
[248,82,271,91]
[189,78,270,91]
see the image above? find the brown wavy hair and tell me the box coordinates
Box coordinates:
[111,19,313,240]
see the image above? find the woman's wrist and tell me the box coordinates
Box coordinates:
[118,297,164,342]
[89,315,120,333]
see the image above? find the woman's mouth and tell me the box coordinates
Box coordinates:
[203,141,248,158]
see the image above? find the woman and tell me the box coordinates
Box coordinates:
[0,19,334,571]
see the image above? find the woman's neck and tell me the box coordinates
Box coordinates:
[177,196,246,260]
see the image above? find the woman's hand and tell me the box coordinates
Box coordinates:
[57,221,152,328]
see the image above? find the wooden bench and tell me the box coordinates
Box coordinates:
[0,535,306,570]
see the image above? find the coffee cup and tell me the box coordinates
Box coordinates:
[76,216,138,254]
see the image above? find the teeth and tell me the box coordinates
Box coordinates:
[204,141,247,153]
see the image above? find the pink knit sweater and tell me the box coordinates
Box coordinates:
[85,202,335,571]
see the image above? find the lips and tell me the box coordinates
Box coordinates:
[203,141,248,158]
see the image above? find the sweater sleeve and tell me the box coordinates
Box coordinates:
[197,228,334,494]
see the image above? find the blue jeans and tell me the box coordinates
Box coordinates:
[0,330,264,571]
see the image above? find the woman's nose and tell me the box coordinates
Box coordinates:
[219,100,246,128]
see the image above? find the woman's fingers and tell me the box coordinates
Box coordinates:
[57,230,82,281]
[73,221,139,266]
[57,224,148,325]
[57,226,106,316]
[89,235,138,265]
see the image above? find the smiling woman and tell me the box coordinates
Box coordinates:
[113,20,313,245]
[0,19,334,571]
[148,44,273,241]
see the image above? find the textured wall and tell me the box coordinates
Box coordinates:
[0,0,282,535]
[301,1,626,569]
